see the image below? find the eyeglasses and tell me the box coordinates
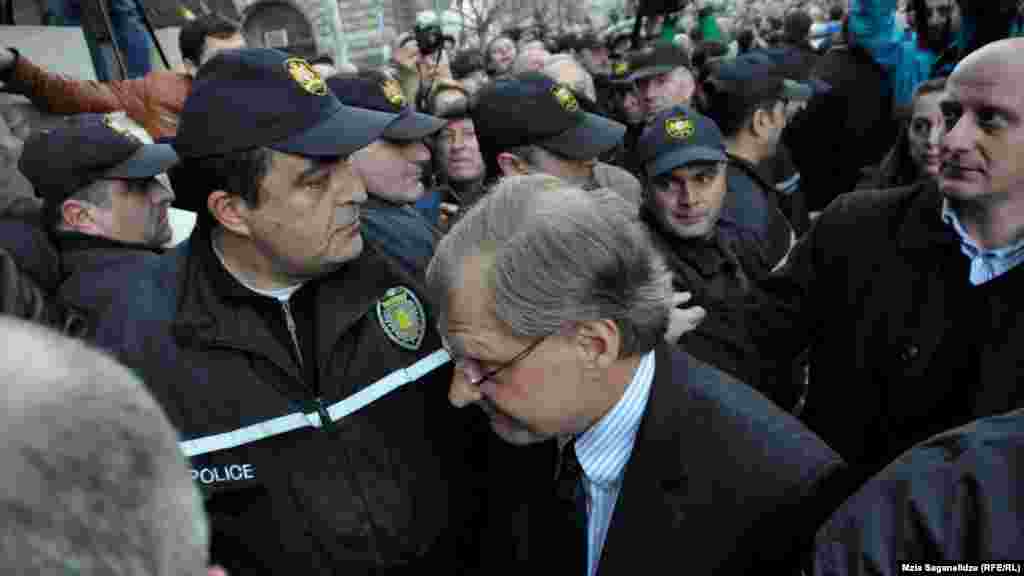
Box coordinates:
[447,337,545,387]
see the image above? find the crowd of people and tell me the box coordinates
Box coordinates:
[0,0,1023,574]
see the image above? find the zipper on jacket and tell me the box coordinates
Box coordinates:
[282,301,334,431]
[281,300,304,370]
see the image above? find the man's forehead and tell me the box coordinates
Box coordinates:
[948,60,1024,110]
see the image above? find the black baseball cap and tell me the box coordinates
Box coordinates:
[472,72,626,161]
[326,74,445,141]
[634,106,728,178]
[173,48,395,159]
[19,113,178,206]
[709,53,814,101]
[626,42,690,82]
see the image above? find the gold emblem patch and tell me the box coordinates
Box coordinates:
[665,116,695,140]
[376,286,426,351]
[612,61,629,77]
[285,57,327,96]
[551,85,579,113]
[381,78,407,108]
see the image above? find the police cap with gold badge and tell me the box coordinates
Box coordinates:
[326,71,446,142]
[634,105,728,178]
[173,48,396,160]
[472,71,626,162]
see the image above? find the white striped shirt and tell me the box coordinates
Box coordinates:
[574,351,656,576]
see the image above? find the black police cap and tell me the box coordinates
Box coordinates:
[634,106,727,178]
[472,72,625,161]
[19,113,177,207]
[173,48,395,159]
[326,74,445,142]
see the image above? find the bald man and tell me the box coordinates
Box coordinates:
[754,38,1024,493]
[0,316,219,576]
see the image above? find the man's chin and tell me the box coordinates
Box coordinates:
[490,418,548,446]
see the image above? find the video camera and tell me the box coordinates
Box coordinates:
[414,21,455,56]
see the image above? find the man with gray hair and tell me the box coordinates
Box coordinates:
[425,174,844,575]
[0,316,218,576]
[541,53,597,102]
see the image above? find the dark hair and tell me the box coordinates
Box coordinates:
[783,10,813,45]
[450,49,485,79]
[702,79,782,138]
[829,5,844,21]
[737,29,756,53]
[310,54,335,67]
[171,148,272,230]
[178,13,241,65]
[428,81,473,117]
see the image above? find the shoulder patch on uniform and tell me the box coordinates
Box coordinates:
[665,115,694,140]
[376,286,426,351]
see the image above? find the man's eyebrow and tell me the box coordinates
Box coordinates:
[294,158,337,186]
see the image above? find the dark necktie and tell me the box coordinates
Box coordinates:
[555,439,588,575]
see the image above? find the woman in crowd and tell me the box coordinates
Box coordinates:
[858,77,947,189]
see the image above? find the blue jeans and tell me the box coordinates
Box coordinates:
[50,0,151,80]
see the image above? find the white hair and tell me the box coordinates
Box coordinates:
[426,174,673,357]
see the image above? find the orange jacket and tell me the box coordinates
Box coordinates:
[4,51,191,139]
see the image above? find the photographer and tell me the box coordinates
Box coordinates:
[389,20,455,112]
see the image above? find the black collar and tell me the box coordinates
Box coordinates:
[56,231,163,255]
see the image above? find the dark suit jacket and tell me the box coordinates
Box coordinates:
[480,344,845,575]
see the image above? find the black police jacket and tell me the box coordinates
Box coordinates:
[86,229,484,575]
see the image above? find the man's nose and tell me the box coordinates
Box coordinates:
[448,371,482,408]
[942,113,973,155]
[152,179,175,204]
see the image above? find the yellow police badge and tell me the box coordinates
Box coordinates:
[381,78,407,108]
[551,85,579,113]
[376,286,426,351]
[665,116,695,140]
[612,61,629,77]
[285,57,327,96]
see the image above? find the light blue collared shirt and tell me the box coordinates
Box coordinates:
[941,199,1024,286]
[573,351,655,576]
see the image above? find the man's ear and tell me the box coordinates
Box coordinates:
[575,319,622,369]
[750,107,774,139]
[496,152,528,177]
[207,191,252,237]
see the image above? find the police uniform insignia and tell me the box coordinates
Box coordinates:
[665,115,695,140]
[381,78,406,108]
[285,57,328,96]
[376,286,426,351]
[612,61,629,77]
[551,85,579,113]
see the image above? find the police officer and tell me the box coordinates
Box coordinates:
[10,113,177,335]
[634,105,799,409]
[326,70,446,278]
[83,48,483,575]
[472,72,642,205]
